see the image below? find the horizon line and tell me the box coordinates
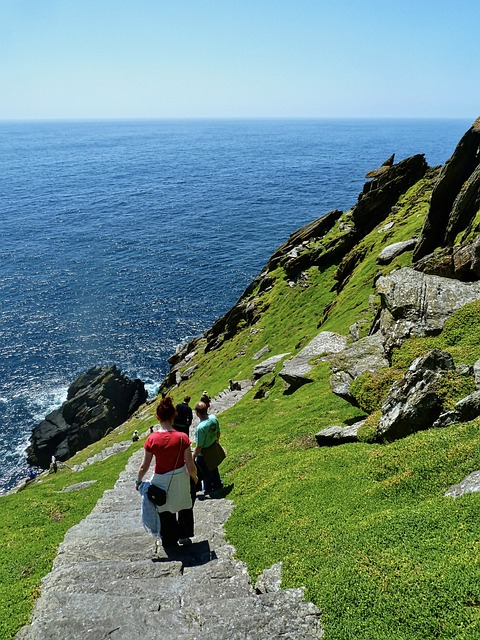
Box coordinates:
[0,115,474,124]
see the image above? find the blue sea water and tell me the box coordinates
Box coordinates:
[0,118,471,492]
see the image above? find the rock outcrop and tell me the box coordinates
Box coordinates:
[413,117,480,261]
[26,365,147,468]
[279,331,348,392]
[376,267,480,353]
[376,350,455,442]
[329,332,389,401]
[433,390,480,428]
[414,234,480,281]
[352,154,428,234]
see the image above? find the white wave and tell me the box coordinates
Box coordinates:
[144,381,160,399]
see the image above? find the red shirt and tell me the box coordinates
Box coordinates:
[144,430,190,474]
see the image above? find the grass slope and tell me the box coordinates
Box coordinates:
[2,171,479,639]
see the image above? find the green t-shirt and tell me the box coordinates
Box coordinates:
[196,414,220,449]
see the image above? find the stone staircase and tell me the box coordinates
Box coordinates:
[17,449,322,639]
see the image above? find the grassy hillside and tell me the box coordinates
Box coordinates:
[2,165,479,639]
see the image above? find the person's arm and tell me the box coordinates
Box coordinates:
[193,424,202,459]
[184,446,198,483]
[193,444,202,460]
[135,450,153,490]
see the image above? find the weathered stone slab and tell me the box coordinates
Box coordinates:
[329,332,389,401]
[253,353,289,379]
[376,238,417,264]
[280,331,348,391]
[315,421,365,446]
[377,267,480,352]
[445,470,480,498]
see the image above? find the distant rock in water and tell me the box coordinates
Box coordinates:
[26,365,147,469]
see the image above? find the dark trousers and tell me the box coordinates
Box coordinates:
[196,455,222,494]
[159,478,196,547]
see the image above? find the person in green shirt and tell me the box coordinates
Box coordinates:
[193,401,223,496]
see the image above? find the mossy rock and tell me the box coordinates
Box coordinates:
[350,368,404,413]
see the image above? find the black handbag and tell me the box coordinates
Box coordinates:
[147,483,167,506]
[147,438,183,507]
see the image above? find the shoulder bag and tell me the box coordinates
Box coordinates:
[201,440,226,472]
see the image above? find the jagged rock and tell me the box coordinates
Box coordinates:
[452,234,480,279]
[445,470,480,497]
[167,338,198,367]
[376,238,417,264]
[377,350,455,441]
[253,354,289,379]
[329,332,389,401]
[365,154,395,179]
[333,244,369,291]
[376,267,480,352]
[413,234,480,281]
[205,298,264,353]
[26,365,147,468]
[414,117,480,261]
[353,154,428,233]
[180,364,198,381]
[445,163,480,245]
[280,332,348,392]
[315,421,365,446]
[267,209,343,271]
[433,386,480,428]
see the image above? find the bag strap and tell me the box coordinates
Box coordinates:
[165,436,183,494]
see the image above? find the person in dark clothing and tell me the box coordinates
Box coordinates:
[174,395,193,436]
[200,391,211,409]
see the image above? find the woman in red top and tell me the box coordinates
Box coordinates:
[136,396,198,550]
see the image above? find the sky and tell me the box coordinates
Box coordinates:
[0,0,478,120]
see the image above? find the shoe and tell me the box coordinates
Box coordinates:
[178,538,192,545]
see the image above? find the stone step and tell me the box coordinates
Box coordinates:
[39,558,252,600]
[18,591,321,640]
[53,531,156,567]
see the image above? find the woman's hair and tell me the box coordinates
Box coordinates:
[156,396,176,422]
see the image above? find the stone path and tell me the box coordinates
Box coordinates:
[17,388,323,639]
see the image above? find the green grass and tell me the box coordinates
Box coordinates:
[2,171,479,639]
[221,375,480,640]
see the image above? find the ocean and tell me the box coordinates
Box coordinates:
[0,117,471,493]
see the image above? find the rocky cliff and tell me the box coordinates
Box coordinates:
[26,365,147,468]
[160,117,480,448]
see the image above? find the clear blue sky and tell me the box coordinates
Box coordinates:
[1,0,478,120]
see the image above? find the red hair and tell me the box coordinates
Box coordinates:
[156,396,176,422]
